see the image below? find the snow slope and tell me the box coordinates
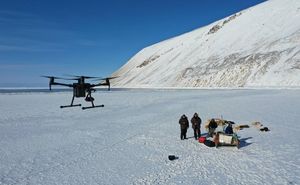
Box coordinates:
[112,0,300,88]
[0,89,299,185]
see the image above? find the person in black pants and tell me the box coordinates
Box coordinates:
[179,114,189,140]
[191,113,202,140]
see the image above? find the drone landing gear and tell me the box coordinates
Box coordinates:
[60,104,81,108]
[82,93,104,110]
[82,104,104,110]
[60,96,81,109]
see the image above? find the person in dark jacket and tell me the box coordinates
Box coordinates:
[224,123,234,134]
[179,114,189,140]
[191,113,202,140]
[208,118,218,137]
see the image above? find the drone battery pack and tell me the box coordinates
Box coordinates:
[74,86,86,97]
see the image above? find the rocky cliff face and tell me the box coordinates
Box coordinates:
[112,0,300,88]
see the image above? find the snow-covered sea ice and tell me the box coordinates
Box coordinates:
[0,89,299,185]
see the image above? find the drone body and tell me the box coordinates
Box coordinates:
[42,75,118,110]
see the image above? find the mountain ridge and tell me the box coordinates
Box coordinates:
[112,0,300,88]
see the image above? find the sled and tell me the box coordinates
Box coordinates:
[215,132,240,149]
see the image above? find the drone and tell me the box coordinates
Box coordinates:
[42,75,118,110]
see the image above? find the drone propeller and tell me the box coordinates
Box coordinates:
[64,74,102,79]
[103,76,119,80]
[91,76,119,91]
[61,78,81,80]
[42,75,78,80]
[41,76,58,90]
[92,76,120,81]
[41,75,64,79]
[41,75,76,90]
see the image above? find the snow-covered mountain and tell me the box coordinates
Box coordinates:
[111,0,300,88]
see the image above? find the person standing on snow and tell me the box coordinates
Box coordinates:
[191,113,202,140]
[179,114,189,140]
[208,118,218,137]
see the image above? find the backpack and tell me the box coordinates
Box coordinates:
[204,140,215,147]
[198,137,206,143]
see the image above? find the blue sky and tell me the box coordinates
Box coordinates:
[0,0,266,87]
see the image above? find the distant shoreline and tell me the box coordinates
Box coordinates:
[1,86,300,94]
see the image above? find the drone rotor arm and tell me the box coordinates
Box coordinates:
[90,83,103,87]
[91,82,110,91]
[51,82,73,88]
[48,82,73,91]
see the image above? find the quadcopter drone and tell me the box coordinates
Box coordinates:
[42,75,118,110]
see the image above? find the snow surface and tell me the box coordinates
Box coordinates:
[0,89,299,185]
[112,0,300,88]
